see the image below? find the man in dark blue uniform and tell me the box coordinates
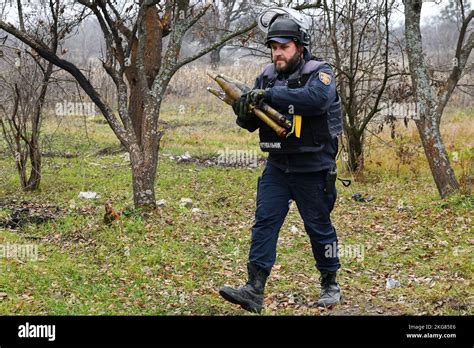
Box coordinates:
[219,15,343,313]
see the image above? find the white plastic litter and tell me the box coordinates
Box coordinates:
[386,278,401,289]
[78,191,101,199]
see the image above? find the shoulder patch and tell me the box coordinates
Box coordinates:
[319,72,332,85]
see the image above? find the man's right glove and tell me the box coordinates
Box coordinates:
[248,89,267,106]
[232,92,254,121]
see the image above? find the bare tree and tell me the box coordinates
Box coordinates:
[404,0,473,197]
[0,0,71,190]
[0,49,49,190]
[0,0,322,208]
[319,0,400,175]
[0,0,261,208]
[189,0,252,66]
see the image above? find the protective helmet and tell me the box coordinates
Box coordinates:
[258,7,311,47]
[265,18,310,46]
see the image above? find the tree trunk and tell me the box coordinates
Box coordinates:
[345,128,364,175]
[25,69,49,192]
[210,47,221,67]
[125,5,163,148]
[415,117,459,197]
[15,152,27,189]
[404,0,460,198]
[128,96,162,209]
[129,146,158,209]
[25,138,41,191]
[128,86,145,146]
[131,168,157,208]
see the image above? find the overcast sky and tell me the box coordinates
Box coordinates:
[2,0,473,26]
[389,0,474,26]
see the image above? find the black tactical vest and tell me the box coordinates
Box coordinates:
[258,60,342,153]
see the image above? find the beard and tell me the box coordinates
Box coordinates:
[274,50,302,74]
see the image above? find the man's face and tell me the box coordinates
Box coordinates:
[270,41,303,73]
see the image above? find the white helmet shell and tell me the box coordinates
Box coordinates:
[257,7,311,33]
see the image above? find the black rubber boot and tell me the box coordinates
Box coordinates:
[219,262,269,313]
[317,271,341,307]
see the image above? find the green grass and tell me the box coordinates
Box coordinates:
[0,101,472,315]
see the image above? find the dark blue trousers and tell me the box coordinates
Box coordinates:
[249,163,340,274]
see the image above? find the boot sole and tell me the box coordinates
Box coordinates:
[219,288,262,314]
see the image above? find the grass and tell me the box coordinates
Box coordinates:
[0,94,472,315]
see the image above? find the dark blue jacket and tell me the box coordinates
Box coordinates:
[237,48,338,173]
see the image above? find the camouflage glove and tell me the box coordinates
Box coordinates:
[232,92,254,121]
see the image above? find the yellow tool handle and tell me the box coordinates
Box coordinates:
[294,115,302,138]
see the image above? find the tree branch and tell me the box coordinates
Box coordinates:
[175,0,322,71]
[436,9,474,121]
[176,21,257,70]
[358,0,392,135]
[0,20,133,148]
